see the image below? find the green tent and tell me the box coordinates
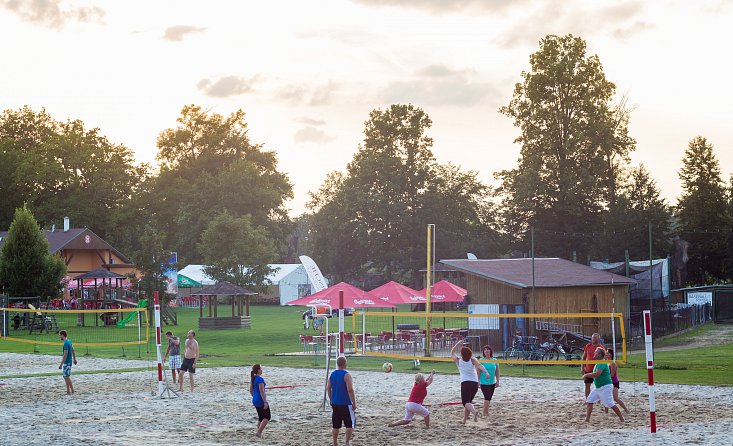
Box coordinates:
[177,274,201,288]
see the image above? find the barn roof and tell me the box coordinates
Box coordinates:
[0,227,132,264]
[440,258,636,289]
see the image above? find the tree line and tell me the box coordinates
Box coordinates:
[1,34,731,297]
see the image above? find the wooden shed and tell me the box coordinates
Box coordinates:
[191,281,257,330]
[440,258,635,351]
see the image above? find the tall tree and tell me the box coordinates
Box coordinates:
[152,105,292,263]
[198,212,277,292]
[0,205,67,298]
[129,224,171,298]
[497,34,635,259]
[677,136,730,283]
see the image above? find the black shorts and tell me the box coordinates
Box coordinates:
[331,404,355,429]
[460,381,479,406]
[584,377,593,384]
[480,384,496,401]
[255,405,271,422]
[613,381,619,389]
[180,357,196,373]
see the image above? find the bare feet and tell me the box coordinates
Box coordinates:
[474,411,480,422]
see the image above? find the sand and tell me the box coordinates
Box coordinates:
[1,352,731,445]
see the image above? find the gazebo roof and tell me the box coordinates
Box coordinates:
[191,281,257,296]
[74,268,127,280]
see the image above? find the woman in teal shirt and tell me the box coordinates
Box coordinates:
[479,345,500,417]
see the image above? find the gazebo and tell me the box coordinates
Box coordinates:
[73,268,128,326]
[191,281,257,329]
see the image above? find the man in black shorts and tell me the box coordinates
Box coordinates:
[326,356,356,446]
[178,330,199,392]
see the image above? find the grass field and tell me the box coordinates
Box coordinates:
[2,305,731,385]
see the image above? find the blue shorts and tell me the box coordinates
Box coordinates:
[62,363,72,377]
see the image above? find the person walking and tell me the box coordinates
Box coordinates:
[178,330,199,392]
[581,333,604,398]
[387,370,436,428]
[451,341,489,424]
[479,345,500,417]
[249,364,270,438]
[58,330,77,394]
[163,331,181,385]
[326,356,356,446]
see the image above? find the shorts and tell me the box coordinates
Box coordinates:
[403,402,429,421]
[584,377,594,384]
[255,405,271,422]
[169,354,181,370]
[62,363,72,377]
[480,384,496,401]
[180,357,196,373]
[331,404,356,429]
[586,384,615,408]
[460,381,479,406]
[613,381,619,389]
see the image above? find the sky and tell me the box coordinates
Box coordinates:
[2,0,731,216]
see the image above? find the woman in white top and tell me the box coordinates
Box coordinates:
[451,340,489,424]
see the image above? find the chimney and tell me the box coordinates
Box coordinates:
[63,216,70,232]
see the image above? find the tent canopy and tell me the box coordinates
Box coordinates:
[418,280,467,303]
[369,281,421,304]
[288,282,395,308]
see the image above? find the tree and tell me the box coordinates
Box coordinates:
[497,34,635,259]
[725,176,733,280]
[198,212,277,292]
[676,136,730,283]
[129,224,171,298]
[0,205,67,298]
[151,105,292,263]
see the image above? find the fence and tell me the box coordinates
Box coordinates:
[629,303,712,340]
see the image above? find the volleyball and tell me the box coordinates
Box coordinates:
[382,362,393,373]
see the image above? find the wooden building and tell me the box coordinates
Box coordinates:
[439,258,635,351]
[0,219,135,279]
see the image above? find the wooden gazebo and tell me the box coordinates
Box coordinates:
[191,281,257,329]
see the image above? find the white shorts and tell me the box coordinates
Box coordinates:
[586,384,615,408]
[404,402,429,421]
[169,354,181,370]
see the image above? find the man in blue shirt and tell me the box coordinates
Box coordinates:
[58,330,77,394]
[326,356,356,446]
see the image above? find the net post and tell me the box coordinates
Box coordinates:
[643,310,657,433]
[153,291,164,397]
[425,224,432,357]
[339,290,344,355]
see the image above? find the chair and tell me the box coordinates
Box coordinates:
[343,333,355,352]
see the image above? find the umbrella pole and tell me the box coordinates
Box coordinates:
[392,307,395,350]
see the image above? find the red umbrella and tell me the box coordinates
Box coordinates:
[288,282,396,309]
[369,281,422,305]
[418,280,467,303]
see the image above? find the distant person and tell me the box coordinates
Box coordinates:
[387,370,436,428]
[326,356,356,446]
[583,347,624,422]
[581,333,604,398]
[605,349,629,414]
[163,331,181,385]
[178,330,199,392]
[249,364,270,439]
[451,341,490,424]
[58,330,77,394]
[479,345,500,417]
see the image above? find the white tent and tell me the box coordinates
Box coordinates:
[177,264,317,305]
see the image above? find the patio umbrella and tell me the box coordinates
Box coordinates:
[418,280,467,303]
[288,282,396,309]
[369,281,422,305]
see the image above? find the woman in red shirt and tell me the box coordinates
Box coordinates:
[387,370,436,428]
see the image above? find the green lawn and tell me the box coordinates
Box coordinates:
[2,305,731,385]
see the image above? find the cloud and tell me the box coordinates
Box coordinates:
[496,1,650,49]
[295,117,326,126]
[163,25,207,41]
[294,126,336,144]
[0,0,104,30]
[276,83,337,106]
[197,76,259,98]
[379,65,500,107]
[353,0,525,15]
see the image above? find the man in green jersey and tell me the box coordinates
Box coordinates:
[582,347,624,422]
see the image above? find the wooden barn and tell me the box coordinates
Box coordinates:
[439,258,635,351]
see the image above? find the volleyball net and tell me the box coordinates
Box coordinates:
[1,307,150,347]
[352,311,626,365]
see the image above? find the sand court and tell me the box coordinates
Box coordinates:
[1,352,731,445]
